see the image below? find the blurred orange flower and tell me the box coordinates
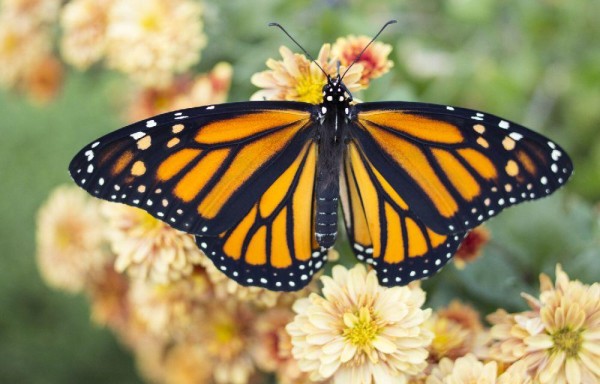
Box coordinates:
[332,34,393,86]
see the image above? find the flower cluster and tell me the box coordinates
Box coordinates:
[60,0,206,87]
[0,0,206,103]
[36,185,600,383]
[0,0,63,102]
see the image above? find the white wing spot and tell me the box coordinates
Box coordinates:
[509,132,523,141]
[87,164,94,173]
[146,120,157,128]
[91,142,100,148]
[499,120,510,129]
[98,178,104,186]
[446,106,455,110]
[206,106,215,110]
[130,131,145,140]
[551,149,561,161]
[541,176,548,185]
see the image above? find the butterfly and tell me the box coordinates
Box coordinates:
[69,22,573,291]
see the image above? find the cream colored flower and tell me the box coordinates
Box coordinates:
[127,268,211,340]
[106,0,206,87]
[251,307,322,384]
[251,44,363,103]
[36,185,110,293]
[426,354,531,384]
[488,265,600,384]
[332,34,393,86]
[0,13,51,88]
[1,0,61,25]
[60,0,112,70]
[87,264,130,332]
[286,264,433,384]
[163,342,212,384]
[194,301,257,384]
[427,354,494,384]
[427,300,486,362]
[102,203,204,284]
[128,62,233,121]
[426,313,471,362]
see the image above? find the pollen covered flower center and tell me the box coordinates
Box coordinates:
[551,327,583,358]
[343,307,379,348]
[294,75,325,104]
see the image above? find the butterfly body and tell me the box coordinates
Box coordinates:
[70,74,572,291]
[314,77,352,248]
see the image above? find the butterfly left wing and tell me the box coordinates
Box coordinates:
[195,141,328,291]
[341,141,466,285]
[351,102,573,235]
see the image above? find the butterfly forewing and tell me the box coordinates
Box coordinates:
[69,101,315,236]
[195,141,327,291]
[352,102,573,235]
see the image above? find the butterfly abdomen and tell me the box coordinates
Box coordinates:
[315,181,339,249]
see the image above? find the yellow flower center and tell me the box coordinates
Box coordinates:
[343,307,379,348]
[215,319,237,344]
[294,75,324,104]
[551,327,583,358]
[55,219,82,250]
[1,32,19,55]
[140,12,161,31]
[138,210,163,231]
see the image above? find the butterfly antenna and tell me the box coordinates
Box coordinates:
[269,22,329,78]
[341,19,397,80]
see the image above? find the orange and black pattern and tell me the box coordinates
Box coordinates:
[70,79,572,291]
[352,102,572,235]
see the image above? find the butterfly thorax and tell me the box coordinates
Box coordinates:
[314,76,352,248]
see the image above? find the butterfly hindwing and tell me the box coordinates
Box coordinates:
[352,101,573,235]
[195,142,327,291]
[69,101,315,236]
[341,141,466,285]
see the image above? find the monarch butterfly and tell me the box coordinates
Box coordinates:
[69,21,573,291]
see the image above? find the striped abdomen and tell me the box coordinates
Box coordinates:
[315,179,339,248]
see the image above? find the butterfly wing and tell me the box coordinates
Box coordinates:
[195,141,328,291]
[341,141,466,285]
[69,101,315,236]
[351,101,573,235]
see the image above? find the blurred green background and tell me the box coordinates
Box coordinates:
[1,0,599,382]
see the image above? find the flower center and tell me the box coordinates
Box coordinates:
[343,307,378,348]
[1,32,19,55]
[551,327,583,358]
[294,75,324,104]
[140,12,161,31]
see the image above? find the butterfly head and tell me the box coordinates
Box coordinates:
[322,75,352,106]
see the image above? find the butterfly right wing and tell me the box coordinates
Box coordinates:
[340,141,466,286]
